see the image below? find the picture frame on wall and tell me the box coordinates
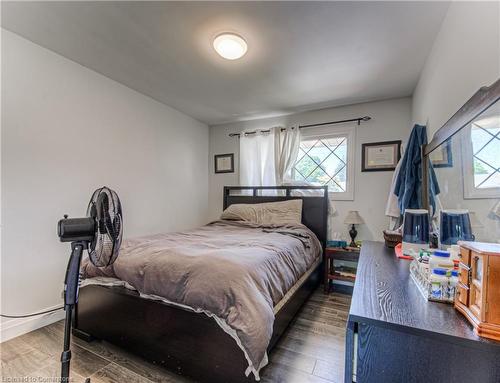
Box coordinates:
[429,138,453,168]
[361,140,401,172]
[214,153,234,173]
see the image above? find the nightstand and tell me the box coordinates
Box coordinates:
[324,247,360,294]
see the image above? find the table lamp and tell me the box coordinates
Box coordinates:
[344,211,364,247]
[402,209,430,256]
[439,209,474,248]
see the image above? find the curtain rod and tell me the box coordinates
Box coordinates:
[228,116,371,137]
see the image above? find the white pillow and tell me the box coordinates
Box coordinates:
[221,199,303,225]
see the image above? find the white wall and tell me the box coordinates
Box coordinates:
[1,30,209,341]
[209,98,412,242]
[412,1,500,136]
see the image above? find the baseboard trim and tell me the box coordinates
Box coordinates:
[0,304,65,342]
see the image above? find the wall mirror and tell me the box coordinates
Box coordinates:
[424,80,500,245]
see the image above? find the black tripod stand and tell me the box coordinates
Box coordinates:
[60,241,90,383]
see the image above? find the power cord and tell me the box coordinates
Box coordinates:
[0,306,64,318]
[2,273,84,318]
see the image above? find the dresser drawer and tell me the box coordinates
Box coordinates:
[458,262,470,285]
[459,248,471,265]
[457,282,469,306]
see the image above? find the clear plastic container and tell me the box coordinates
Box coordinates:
[448,245,460,260]
[448,245,461,270]
[447,270,459,301]
[430,268,447,300]
[429,250,454,273]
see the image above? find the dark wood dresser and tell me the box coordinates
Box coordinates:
[345,241,500,383]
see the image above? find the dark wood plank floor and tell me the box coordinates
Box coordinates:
[1,288,351,383]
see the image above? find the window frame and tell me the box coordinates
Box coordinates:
[462,124,500,199]
[293,124,355,201]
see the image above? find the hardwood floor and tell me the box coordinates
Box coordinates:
[0,288,351,383]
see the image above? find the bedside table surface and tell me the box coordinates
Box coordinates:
[325,247,360,261]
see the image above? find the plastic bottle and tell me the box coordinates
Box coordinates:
[448,270,459,301]
[448,245,461,270]
[448,245,460,260]
[429,250,454,273]
[430,268,447,300]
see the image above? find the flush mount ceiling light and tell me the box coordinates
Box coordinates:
[213,33,247,60]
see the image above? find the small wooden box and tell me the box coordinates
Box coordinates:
[455,241,500,341]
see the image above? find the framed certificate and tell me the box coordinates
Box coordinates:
[429,138,453,168]
[362,140,401,172]
[214,153,234,173]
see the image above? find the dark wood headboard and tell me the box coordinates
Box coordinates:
[223,186,328,249]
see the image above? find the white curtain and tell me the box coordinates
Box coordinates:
[275,127,301,185]
[239,128,277,186]
[239,126,301,186]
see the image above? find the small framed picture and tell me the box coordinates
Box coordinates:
[362,140,401,172]
[429,138,453,168]
[214,153,234,173]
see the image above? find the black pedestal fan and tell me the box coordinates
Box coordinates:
[57,186,123,383]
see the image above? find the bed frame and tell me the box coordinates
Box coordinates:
[73,186,328,383]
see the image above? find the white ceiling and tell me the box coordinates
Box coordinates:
[1,1,449,125]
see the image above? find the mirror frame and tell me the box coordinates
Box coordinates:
[422,78,500,211]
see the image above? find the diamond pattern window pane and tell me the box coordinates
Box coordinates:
[480,172,500,188]
[471,125,500,189]
[307,141,331,165]
[294,172,305,181]
[475,139,500,170]
[295,155,318,179]
[321,153,345,178]
[293,136,348,192]
[308,167,330,184]
[471,127,493,152]
[328,165,347,192]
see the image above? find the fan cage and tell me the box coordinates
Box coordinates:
[86,186,123,267]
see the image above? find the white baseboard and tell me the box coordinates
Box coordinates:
[0,304,65,343]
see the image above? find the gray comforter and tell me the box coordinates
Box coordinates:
[81,220,321,378]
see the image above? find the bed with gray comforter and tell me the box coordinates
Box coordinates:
[81,220,322,379]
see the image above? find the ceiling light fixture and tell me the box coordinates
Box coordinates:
[213,33,247,60]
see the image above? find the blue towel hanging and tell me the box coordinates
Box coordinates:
[394,124,440,215]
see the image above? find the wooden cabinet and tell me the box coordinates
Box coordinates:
[456,242,500,341]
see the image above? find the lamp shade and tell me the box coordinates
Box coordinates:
[440,209,474,247]
[402,209,429,245]
[344,211,365,225]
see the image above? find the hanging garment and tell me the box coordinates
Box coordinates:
[394,124,440,215]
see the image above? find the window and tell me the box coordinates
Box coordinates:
[463,117,500,199]
[292,125,355,200]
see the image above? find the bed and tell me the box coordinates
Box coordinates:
[73,186,328,383]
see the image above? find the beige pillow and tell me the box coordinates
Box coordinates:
[221,199,303,225]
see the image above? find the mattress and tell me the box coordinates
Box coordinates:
[81,256,321,315]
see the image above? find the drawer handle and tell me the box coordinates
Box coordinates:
[458,282,470,290]
[459,262,470,271]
